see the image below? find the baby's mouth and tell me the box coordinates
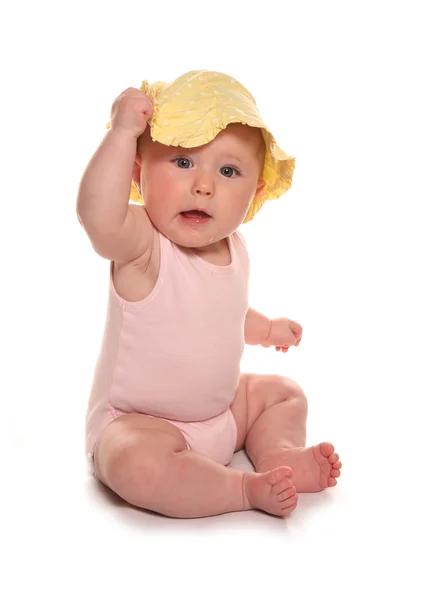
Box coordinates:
[180,210,211,218]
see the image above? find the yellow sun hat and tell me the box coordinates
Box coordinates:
[107,69,296,223]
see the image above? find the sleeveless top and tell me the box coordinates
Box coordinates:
[85,229,250,453]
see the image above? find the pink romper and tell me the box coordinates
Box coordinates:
[85,229,250,471]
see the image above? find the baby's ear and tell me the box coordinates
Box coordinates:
[256,179,266,194]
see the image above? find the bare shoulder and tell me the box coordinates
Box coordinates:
[82,203,154,266]
[115,203,154,264]
[112,225,161,303]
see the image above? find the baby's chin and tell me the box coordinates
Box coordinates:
[156,220,226,251]
[164,227,221,250]
[144,206,237,251]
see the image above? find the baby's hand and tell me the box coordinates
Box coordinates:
[110,88,154,138]
[261,317,303,353]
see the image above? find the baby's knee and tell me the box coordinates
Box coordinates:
[280,376,308,410]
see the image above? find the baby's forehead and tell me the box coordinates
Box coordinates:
[141,123,263,159]
[216,123,263,145]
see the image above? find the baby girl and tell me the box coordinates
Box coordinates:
[77,70,342,518]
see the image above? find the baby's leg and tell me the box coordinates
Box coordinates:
[230,374,342,493]
[94,414,298,519]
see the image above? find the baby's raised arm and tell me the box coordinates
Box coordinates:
[76,88,154,264]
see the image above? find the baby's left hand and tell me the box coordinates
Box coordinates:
[261,318,303,353]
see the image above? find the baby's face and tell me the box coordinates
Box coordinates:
[136,124,265,250]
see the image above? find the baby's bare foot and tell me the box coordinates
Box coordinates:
[257,442,342,493]
[242,466,298,517]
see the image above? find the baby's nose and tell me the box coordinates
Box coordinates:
[192,176,214,196]
[195,187,212,196]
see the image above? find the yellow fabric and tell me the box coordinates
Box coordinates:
[106,70,296,223]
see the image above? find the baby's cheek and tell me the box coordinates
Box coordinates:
[161,174,188,204]
[143,168,173,201]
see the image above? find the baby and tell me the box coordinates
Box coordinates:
[77,70,342,519]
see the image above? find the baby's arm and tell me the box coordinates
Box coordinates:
[244,308,271,345]
[76,88,153,264]
[245,308,303,351]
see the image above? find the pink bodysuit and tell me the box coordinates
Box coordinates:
[85,229,250,469]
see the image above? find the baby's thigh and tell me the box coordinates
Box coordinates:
[93,414,188,489]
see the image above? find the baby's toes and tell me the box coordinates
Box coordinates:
[273,479,294,495]
[267,466,293,487]
[278,485,297,502]
[320,442,335,458]
[331,468,340,478]
[280,494,298,510]
[328,452,339,464]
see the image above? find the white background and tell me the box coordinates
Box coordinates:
[1,1,424,598]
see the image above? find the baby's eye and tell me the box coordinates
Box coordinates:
[174,157,192,169]
[220,166,240,178]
